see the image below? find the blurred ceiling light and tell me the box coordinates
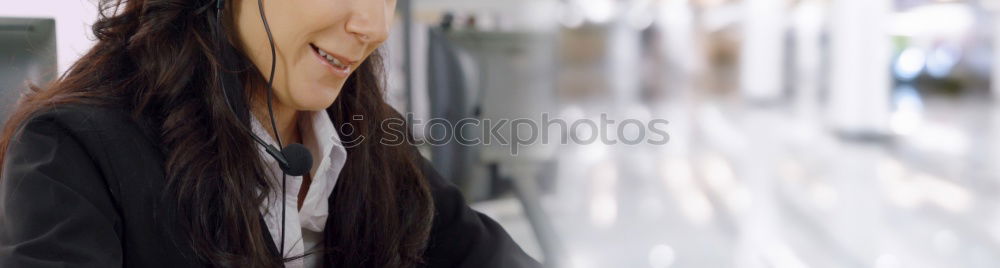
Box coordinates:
[659,0,693,30]
[890,3,974,37]
[882,177,923,209]
[662,158,716,225]
[905,122,969,156]
[792,1,824,35]
[925,45,961,78]
[660,157,715,225]
[701,154,736,191]
[679,191,715,225]
[648,244,677,268]
[878,159,972,212]
[916,173,972,213]
[893,47,926,81]
[878,158,922,209]
[558,2,586,28]
[626,0,656,30]
[590,194,618,228]
[577,0,617,24]
[699,154,751,213]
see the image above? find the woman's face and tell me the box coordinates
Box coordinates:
[234,0,397,111]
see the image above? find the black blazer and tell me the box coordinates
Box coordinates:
[0,104,540,268]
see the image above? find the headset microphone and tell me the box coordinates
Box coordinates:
[269,143,313,177]
[246,132,313,177]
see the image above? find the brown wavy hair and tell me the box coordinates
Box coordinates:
[0,0,433,267]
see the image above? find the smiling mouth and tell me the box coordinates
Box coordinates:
[309,44,352,74]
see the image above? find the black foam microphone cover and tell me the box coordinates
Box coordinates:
[280,143,313,176]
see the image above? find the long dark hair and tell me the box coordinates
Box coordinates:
[0,0,433,267]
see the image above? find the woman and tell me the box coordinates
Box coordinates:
[0,0,539,267]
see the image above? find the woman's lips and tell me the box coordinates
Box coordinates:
[309,44,352,78]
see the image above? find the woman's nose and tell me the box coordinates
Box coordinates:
[344,0,390,45]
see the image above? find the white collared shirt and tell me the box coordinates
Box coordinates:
[252,111,347,268]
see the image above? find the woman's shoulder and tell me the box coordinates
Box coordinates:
[12,102,166,174]
[0,103,189,267]
[23,103,136,132]
[6,102,169,211]
[18,103,160,145]
[0,103,130,268]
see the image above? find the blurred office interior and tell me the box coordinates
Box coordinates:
[4,0,1000,267]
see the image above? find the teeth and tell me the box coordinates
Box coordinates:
[314,45,348,69]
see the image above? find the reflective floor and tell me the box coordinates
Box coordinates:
[476,95,1000,268]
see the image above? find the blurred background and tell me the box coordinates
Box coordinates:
[4,0,1000,267]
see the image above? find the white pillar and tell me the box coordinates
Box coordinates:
[655,0,698,155]
[658,0,697,77]
[608,17,642,106]
[826,0,894,135]
[791,0,825,120]
[740,0,787,101]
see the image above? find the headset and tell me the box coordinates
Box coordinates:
[214,0,313,258]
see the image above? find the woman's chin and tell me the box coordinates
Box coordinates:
[292,99,336,111]
[290,86,340,111]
